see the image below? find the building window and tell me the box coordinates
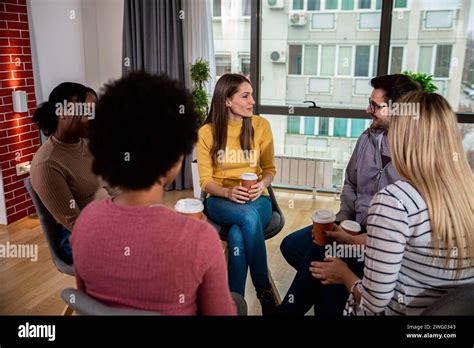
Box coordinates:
[304,45,319,75]
[351,119,366,137]
[311,13,336,29]
[418,45,453,78]
[213,0,221,17]
[372,45,378,76]
[341,0,354,10]
[434,45,452,78]
[304,117,316,135]
[319,117,330,135]
[325,0,338,10]
[320,45,336,76]
[287,116,301,134]
[293,0,304,10]
[333,118,348,137]
[242,0,251,17]
[308,0,321,11]
[390,46,404,74]
[424,10,454,29]
[355,45,370,76]
[240,55,251,78]
[289,45,303,75]
[418,46,433,75]
[338,46,352,76]
[394,0,407,8]
[216,54,232,76]
[358,0,371,10]
[359,12,381,29]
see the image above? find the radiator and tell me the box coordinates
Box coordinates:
[273,156,334,190]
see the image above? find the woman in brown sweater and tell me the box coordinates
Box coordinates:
[30,82,111,263]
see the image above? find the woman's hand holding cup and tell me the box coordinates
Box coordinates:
[323,223,353,244]
[227,186,250,204]
[248,181,265,201]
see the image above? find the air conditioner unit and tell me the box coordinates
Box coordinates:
[270,50,286,63]
[289,12,307,26]
[267,0,284,9]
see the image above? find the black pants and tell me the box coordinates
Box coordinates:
[278,243,365,317]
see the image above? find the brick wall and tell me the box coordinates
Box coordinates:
[0,0,40,224]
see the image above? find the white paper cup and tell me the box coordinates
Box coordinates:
[175,199,204,220]
[240,173,258,191]
[340,220,361,235]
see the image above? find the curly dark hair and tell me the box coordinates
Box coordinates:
[89,71,198,190]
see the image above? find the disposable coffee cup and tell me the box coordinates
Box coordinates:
[240,173,258,191]
[340,220,361,235]
[312,210,336,246]
[175,199,204,220]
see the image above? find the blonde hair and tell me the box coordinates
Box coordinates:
[388,92,474,271]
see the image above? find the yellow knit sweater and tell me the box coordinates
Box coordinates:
[197,116,276,195]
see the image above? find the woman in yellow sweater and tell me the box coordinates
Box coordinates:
[197,74,277,315]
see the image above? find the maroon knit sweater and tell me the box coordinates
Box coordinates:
[70,198,236,315]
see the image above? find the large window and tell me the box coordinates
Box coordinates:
[210,0,473,194]
[390,0,472,111]
[212,0,250,80]
[261,0,381,108]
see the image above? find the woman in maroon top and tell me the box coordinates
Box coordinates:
[71,72,238,315]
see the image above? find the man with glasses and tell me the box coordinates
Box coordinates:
[280,74,421,273]
[276,74,421,316]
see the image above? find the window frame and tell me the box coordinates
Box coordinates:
[416,44,453,79]
[251,0,473,122]
[422,10,456,31]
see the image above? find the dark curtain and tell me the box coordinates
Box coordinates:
[122,0,192,190]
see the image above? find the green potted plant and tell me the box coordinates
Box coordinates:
[190,59,211,198]
[190,59,211,126]
[402,71,438,92]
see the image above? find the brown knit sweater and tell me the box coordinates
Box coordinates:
[30,136,111,230]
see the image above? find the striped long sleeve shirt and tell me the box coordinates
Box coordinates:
[345,180,473,316]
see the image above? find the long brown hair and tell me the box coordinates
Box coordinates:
[389,92,473,272]
[204,74,254,167]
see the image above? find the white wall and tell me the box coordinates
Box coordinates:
[28,0,123,103]
[28,0,87,103]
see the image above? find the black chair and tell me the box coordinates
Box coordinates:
[421,284,474,315]
[201,185,285,303]
[25,177,74,315]
[25,177,74,276]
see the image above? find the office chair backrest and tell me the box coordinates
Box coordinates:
[422,283,474,315]
[25,177,74,276]
[61,288,160,315]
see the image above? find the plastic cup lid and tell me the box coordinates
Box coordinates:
[175,199,204,214]
[311,210,336,224]
[341,220,361,233]
[240,173,258,180]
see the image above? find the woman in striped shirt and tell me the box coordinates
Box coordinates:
[311,92,473,315]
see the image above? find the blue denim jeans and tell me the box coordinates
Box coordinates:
[280,225,313,270]
[59,225,73,264]
[205,195,272,296]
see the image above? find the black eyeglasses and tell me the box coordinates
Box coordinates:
[368,98,388,113]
